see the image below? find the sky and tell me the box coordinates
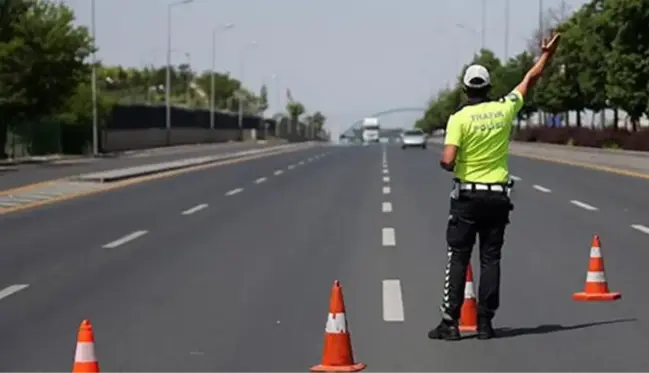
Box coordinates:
[63,0,589,137]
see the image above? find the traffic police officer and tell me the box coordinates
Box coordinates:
[429,32,561,341]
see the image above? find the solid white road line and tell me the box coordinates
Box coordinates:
[382,279,405,322]
[225,188,243,196]
[510,175,522,181]
[382,227,396,246]
[382,202,393,213]
[181,203,208,215]
[383,186,391,194]
[102,230,148,249]
[0,284,29,302]
[254,177,267,184]
[570,200,598,211]
[631,224,649,235]
[533,184,551,193]
[274,170,284,176]
[383,176,390,183]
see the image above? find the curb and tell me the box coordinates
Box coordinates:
[72,143,312,183]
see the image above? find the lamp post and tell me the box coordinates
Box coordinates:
[165,0,193,144]
[236,41,258,141]
[210,23,234,130]
[90,0,98,156]
[504,0,510,61]
[480,0,486,51]
[271,73,280,136]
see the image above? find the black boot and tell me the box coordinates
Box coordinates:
[428,319,461,341]
[477,318,496,340]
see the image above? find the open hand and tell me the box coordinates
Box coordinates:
[541,31,561,55]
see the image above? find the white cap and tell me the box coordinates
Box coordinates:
[463,64,491,89]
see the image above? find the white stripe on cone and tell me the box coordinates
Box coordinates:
[586,271,607,283]
[74,342,97,363]
[324,312,347,333]
[589,246,602,258]
[464,281,475,299]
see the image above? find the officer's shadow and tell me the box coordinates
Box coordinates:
[466,318,636,339]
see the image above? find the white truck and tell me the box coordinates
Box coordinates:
[361,117,380,143]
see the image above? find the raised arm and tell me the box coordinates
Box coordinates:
[514,32,561,98]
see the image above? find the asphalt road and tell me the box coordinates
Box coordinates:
[0,141,286,191]
[0,143,648,371]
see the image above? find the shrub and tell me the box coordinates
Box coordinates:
[513,127,648,151]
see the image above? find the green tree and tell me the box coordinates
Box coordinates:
[603,0,649,131]
[0,0,92,155]
[570,1,612,117]
[258,84,268,114]
[287,101,305,135]
[311,111,326,136]
[287,101,305,121]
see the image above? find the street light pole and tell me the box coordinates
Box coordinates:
[539,0,544,39]
[481,0,486,51]
[165,0,193,145]
[271,74,279,136]
[90,0,98,156]
[455,23,480,56]
[210,23,234,130]
[237,41,257,141]
[184,52,191,105]
[165,4,171,143]
[504,0,510,61]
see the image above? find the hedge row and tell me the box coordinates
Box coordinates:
[513,127,649,151]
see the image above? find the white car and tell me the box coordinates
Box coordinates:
[401,129,427,149]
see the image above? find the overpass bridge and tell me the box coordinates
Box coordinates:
[340,107,428,140]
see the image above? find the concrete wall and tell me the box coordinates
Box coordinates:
[100,127,312,153]
[101,128,263,153]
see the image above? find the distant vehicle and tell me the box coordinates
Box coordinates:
[401,129,427,149]
[362,117,380,143]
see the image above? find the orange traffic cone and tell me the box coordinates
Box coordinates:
[72,319,99,372]
[311,281,366,372]
[572,235,621,302]
[459,264,478,332]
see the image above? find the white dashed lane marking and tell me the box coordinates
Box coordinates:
[383,169,389,174]
[383,186,391,195]
[288,165,295,170]
[181,203,208,215]
[533,185,551,193]
[225,188,243,196]
[383,176,390,183]
[382,202,392,213]
[382,280,405,322]
[631,224,649,235]
[0,284,29,302]
[570,200,598,211]
[274,170,283,176]
[254,177,267,184]
[382,227,396,246]
[102,230,148,249]
[510,175,522,181]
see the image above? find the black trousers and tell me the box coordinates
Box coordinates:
[440,189,513,322]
